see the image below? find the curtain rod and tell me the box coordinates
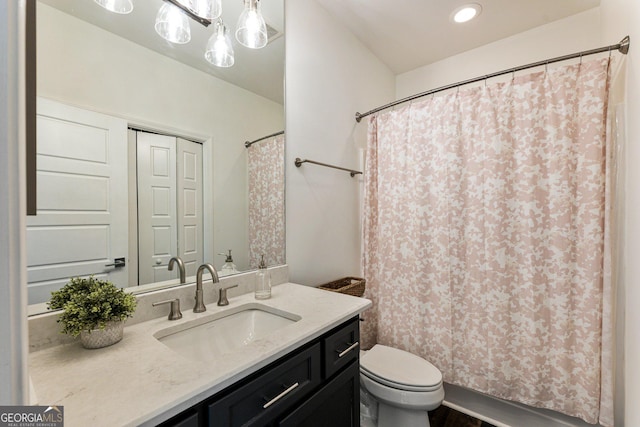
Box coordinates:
[294,158,362,177]
[355,36,630,123]
[245,130,285,148]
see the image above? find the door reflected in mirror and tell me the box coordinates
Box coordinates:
[134,130,204,286]
[28,0,285,312]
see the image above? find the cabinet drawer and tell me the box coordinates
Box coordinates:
[323,317,360,378]
[208,343,322,427]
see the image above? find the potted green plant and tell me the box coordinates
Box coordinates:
[48,276,137,349]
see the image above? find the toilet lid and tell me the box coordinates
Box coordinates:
[360,345,442,390]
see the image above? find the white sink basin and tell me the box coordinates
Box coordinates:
[154,304,301,361]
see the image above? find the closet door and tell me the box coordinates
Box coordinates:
[176,138,203,278]
[27,98,128,303]
[137,132,178,285]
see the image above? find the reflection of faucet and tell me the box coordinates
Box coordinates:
[194,263,219,313]
[168,256,186,284]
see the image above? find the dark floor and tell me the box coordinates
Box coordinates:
[428,406,497,427]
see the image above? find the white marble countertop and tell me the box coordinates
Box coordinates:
[28,283,371,427]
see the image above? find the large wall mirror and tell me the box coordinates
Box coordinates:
[28,0,285,313]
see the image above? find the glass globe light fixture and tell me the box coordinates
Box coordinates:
[235,0,267,49]
[205,20,235,68]
[194,0,222,20]
[155,2,191,44]
[176,0,222,20]
[94,0,133,14]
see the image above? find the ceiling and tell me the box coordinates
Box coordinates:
[314,0,601,75]
[37,0,285,104]
[37,0,601,101]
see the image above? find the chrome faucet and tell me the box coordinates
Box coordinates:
[168,256,186,284]
[194,263,219,313]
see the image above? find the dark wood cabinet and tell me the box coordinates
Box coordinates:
[158,410,199,427]
[158,316,360,427]
[208,343,322,426]
[322,316,359,378]
[278,361,359,427]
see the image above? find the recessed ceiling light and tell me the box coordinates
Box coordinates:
[451,3,482,23]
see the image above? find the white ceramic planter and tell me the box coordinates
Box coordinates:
[80,320,124,349]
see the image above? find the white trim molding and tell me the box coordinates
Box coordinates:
[0,0,29,405]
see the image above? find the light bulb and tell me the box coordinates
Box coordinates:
[155,3,191,44]
[193,0,222,20]
[205,20,234,67]
[236,0,267,49]
[451,4,482,23]
[94,0,133,14]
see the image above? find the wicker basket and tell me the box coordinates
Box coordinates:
[318,277,366,297]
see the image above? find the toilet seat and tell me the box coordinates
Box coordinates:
[360,345,443,392]
[361,368,442,392]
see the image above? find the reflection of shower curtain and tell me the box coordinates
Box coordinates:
[362,58,614,425]
[247,133,285,268]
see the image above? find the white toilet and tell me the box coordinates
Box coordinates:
[359,344,444,427]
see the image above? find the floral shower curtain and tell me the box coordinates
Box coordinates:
[247,133,285,268]
[361,58,614,425]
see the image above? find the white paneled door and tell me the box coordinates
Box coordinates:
[137,132,177,285]
[27,98,128,304]
[177,138,204,279]
[136,132,203,285]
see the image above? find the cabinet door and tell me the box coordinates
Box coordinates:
[278,361,359,427]
[323,317,359,378]
[208,343,322,427]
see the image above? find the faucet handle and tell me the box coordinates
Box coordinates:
[218,284,239,306]
[153,298,183,320]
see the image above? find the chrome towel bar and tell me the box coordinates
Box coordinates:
[294,158,362,177]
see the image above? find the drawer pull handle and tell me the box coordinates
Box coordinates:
[337,341,359,358]
[263,382,299,409]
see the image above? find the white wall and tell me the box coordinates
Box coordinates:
[284,0,395,285]
[396,8,602,98]
[36,4,284,273]
[600,1,640,426]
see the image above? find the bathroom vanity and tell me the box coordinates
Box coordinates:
[28,283,371,427]
[161,316,360,426]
